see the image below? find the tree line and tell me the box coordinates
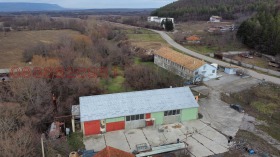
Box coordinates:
[2,15,86,33]
[151,0,277,21]
[237,10,280,56]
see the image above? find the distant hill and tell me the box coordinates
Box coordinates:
[151,0,278,21]
[0,2,64,12]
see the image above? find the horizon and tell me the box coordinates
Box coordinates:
[0,0,176,9]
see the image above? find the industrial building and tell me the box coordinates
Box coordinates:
[154,47,217,81]
[80,87,199,136]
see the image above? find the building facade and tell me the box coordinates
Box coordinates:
[80,87,199,136]
[148,16,174,24]
[154,47,217,81]
[210,16,222,22]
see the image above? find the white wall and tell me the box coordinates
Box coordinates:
[193,64,217,81]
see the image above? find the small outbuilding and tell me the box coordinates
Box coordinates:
[210,16,222,22]
[186,35,201,44]
[80,87,199,136]
[224,65,239,75]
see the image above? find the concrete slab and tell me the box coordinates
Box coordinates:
[161,123,186,144]
[83,120,232,156]
[104,131,131,152]
[191,86,210,96]
[192,133,228,154]
[181,120,208,134]
[124,129,150,152]
[199,126,229,148]
[83,135,106,151]
[185,137,214,157]
[142,126,167,147]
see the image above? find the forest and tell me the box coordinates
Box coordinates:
[237,11,280,56]
[151,0,278,21]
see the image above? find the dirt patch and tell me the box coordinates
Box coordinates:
[221,130,280,157]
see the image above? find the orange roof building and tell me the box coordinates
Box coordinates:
[186,35,201,41]
[154,47,217,81]
[94,146,135,157]
[154,47,205,71]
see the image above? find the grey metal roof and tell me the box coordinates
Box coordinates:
[80,87,199,122]
[71,105,80,116]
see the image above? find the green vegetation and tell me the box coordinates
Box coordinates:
[127,32,165,43]
[67,132,85,151]
[221,83,280,141]
[151,0,277,21]
[237,11,280,56]
[162,19,174,31]
[185,45,218,55]
[101,76,126,93]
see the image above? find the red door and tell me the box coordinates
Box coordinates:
[145,113,153,126]
[106,121,125,132]
[84,120,100,136]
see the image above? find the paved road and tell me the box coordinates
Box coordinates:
[151,30,280,85]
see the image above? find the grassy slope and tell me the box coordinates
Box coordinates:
[0,30,80,68]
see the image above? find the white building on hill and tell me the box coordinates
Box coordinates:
[210,16,222,22]
[148,16,174,24]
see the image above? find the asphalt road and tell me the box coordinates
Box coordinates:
[151,30,280,85]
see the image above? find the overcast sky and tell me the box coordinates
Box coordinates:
[0,0,176,8]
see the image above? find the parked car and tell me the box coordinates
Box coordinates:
[230,104,244,113]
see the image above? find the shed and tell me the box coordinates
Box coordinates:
[224,66,239,75]
[80,87,199,136]
[186,35,201,44]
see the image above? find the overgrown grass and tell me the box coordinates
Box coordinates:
[100,75,126,93]
[127,33,165,43]
[67,132,85,151]
[185,45,218,55]
[134,57,154,66]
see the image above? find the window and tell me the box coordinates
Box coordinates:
[212,70,215,73]
[126,116,130,121]
[195,71,198,75]
[164,110,181,116]
[126,114,145,121]
[131,115,135,120]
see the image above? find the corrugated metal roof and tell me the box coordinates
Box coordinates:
[154,47,205,71]
[80,87,199,122]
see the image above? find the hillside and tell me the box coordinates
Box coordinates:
[151,0,278,21]
[0,2,64,12]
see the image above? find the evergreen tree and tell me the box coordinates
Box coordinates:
[164,18,174,31]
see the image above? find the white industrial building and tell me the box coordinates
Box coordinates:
[148,16,174,24]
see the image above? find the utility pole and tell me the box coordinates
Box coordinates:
[41,134,45,157]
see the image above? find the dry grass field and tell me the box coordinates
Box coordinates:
[0,30,80,68]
